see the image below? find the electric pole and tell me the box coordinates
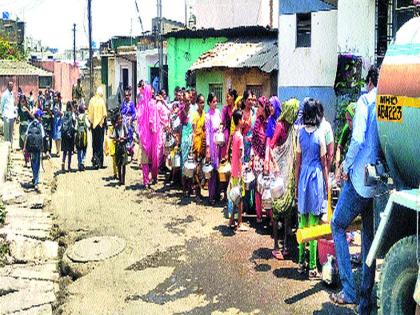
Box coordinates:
[157,0,163,90]
[88,0,93,98]
[269,0,273,28]
[134,0,144,33]
[185,0,188,26]
[73,23,76,65]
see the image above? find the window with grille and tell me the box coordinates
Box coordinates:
[39,76,52,89]
[376,0,418,65]
[296,13,311,48]
[394,0,418,35]
[246,85,263,99]
[208,83,223,105]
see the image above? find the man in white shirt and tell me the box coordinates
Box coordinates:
[1,81,17,145]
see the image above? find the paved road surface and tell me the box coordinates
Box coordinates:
[48,148,357,315]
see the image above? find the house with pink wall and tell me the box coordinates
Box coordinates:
[32,60,80,102]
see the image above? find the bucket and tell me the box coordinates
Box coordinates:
[318,238,336,265]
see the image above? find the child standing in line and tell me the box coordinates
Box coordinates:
[107,115,118,179]
[295,98,329,279]
[61,102,76,172]
[228,110,247,231]
[75,105,90,171]
[111,114,129,185]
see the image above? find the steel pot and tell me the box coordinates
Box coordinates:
[172,153,181,169]
[322,255,339,286]
[262,186,273,209]
[257,173,270,194]
[270,176,285,200]
[166,154,172,169]
[218,160,231,183]
[165,133,175,149]
[243,168,255,190]
[183,154,196,178]
[214,130,225,146]
[229,185,242,205]
[172,116,181,130]
[202,162,214,180]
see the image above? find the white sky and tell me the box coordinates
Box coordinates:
[0,0,187,50]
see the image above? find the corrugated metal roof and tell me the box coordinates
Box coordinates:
[190,40,278,73]
[0,60,53,76]
[164,26,277,39]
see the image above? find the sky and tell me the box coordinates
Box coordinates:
[0,0,187,51]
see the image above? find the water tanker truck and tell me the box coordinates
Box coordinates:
[364,16,420,315]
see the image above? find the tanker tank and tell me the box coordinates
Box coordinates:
[376,16,420,189]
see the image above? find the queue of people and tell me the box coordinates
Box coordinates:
[1,65,380,314]
[0,81,92,191]
[126,68,379,314]
[128,82,330,270]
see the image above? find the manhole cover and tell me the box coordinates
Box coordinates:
[66,236,126,262]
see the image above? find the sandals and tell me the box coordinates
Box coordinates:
[308,269,321,280]
[272,250,284,260]
[329,291,355,305]
[297,263,306,274]
[237,225,249,232]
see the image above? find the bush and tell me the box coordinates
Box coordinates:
[0,200,6,225]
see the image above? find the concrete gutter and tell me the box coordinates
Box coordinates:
[0,141,11,185]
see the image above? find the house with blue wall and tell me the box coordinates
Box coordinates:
[278,0,418,122]
[278,0,339,121]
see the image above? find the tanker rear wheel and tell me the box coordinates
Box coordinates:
[378,235,418,315]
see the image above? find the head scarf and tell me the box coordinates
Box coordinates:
[250,97,267,158]
[35,109,44,118]
[234,96,243,110]
[78,104,86,114]
[280,98,300,125]
[96,86,104,97]
[346,102,356,118]
[294,98,304,127]
[137,85,153,155]
[266,96,282,138]
[205,107,222,168]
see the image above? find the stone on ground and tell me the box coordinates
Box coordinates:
[0,276,56,314]
[8,235,58,263]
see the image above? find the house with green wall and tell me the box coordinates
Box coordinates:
[165,33,227,99]
[164,26,277,102]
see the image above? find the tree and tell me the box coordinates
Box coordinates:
[0,36,23,60]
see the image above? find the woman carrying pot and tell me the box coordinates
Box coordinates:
[180,90,195,197]
[240,91,256,213]
[251,96,271,223]
[192,94,206,200]
[205,92,222,205]
[269,98,300,260]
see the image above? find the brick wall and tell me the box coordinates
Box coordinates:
[32,61,80,102]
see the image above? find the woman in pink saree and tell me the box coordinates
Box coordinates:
[148,96,162,184]
[137,85,153,187]
[157,92,171,167]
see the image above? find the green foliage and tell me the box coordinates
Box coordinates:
[0,35,24,60]
[334,97,353,144]
[334,56,363,145]
[0,200,6,225]
[0,239,9,267]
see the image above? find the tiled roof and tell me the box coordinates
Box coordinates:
[190,40,278,73]
[0,60,53,76]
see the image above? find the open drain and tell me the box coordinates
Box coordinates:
[65,236,126,262]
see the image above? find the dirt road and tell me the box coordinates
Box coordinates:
[48,151,356,315]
